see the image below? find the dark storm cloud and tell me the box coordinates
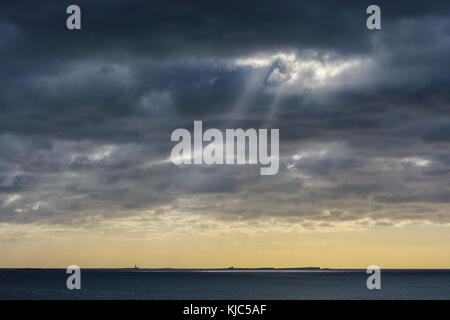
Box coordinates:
[2,0,449,58]
[0,0,449,225]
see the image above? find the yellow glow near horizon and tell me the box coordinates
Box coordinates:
[1,219,450,269]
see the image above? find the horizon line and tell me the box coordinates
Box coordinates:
[2,266,450,270]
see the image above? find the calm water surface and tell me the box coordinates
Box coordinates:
[0,269,449,299]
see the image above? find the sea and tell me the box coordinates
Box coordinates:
[0,269,449,300]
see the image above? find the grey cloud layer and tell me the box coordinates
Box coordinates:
[0,0,449,226]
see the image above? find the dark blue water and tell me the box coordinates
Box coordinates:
[0,269,449,299]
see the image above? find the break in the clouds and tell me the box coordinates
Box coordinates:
[0,0,449,228]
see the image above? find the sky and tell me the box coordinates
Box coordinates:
[0,0,449,268]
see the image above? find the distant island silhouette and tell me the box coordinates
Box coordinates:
[121,266,328,271]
